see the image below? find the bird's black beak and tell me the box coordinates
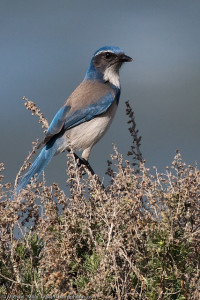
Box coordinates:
[119,53,133,62]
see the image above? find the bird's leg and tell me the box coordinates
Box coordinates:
[80,158,95,175]
[70,152,105,190]
[72,153,95,175]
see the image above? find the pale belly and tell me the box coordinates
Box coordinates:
[56,101,118,156]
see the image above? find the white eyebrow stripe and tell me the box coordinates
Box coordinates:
[95,50,114,56]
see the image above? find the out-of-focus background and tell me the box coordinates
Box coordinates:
[1,0,200,189]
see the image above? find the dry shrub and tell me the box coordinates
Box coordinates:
[0,99,199,299]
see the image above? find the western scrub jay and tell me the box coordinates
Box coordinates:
[13,46,132,196]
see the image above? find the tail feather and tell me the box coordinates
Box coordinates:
[13,141,57,197]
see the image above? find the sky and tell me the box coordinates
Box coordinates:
[1,0,200,190]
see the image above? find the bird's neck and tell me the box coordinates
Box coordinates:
[84,63,121,89]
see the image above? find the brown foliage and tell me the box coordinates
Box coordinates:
[0,99,199,299]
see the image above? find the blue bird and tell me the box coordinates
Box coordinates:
[13,46,132,196]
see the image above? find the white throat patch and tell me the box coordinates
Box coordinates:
[103,65,120,88]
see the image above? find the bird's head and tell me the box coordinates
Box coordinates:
[85,46,132,88]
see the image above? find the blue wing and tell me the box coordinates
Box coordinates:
[63,91,114,130]
[41,91,115,146]
[46,105,70,136]
[38,105,70,146]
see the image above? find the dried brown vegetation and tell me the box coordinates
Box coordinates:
[0,99,199,299]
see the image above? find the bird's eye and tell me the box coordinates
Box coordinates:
[105,52,111,59]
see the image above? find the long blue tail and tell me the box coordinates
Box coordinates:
[13,139,58,197]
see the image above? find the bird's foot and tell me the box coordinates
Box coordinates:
[71,152,105,190]
[72,153,95,175]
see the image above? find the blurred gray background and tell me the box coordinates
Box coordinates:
[1,0,200,190]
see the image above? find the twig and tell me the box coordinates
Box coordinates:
[106,222,114,250]
[0,272,33,287]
